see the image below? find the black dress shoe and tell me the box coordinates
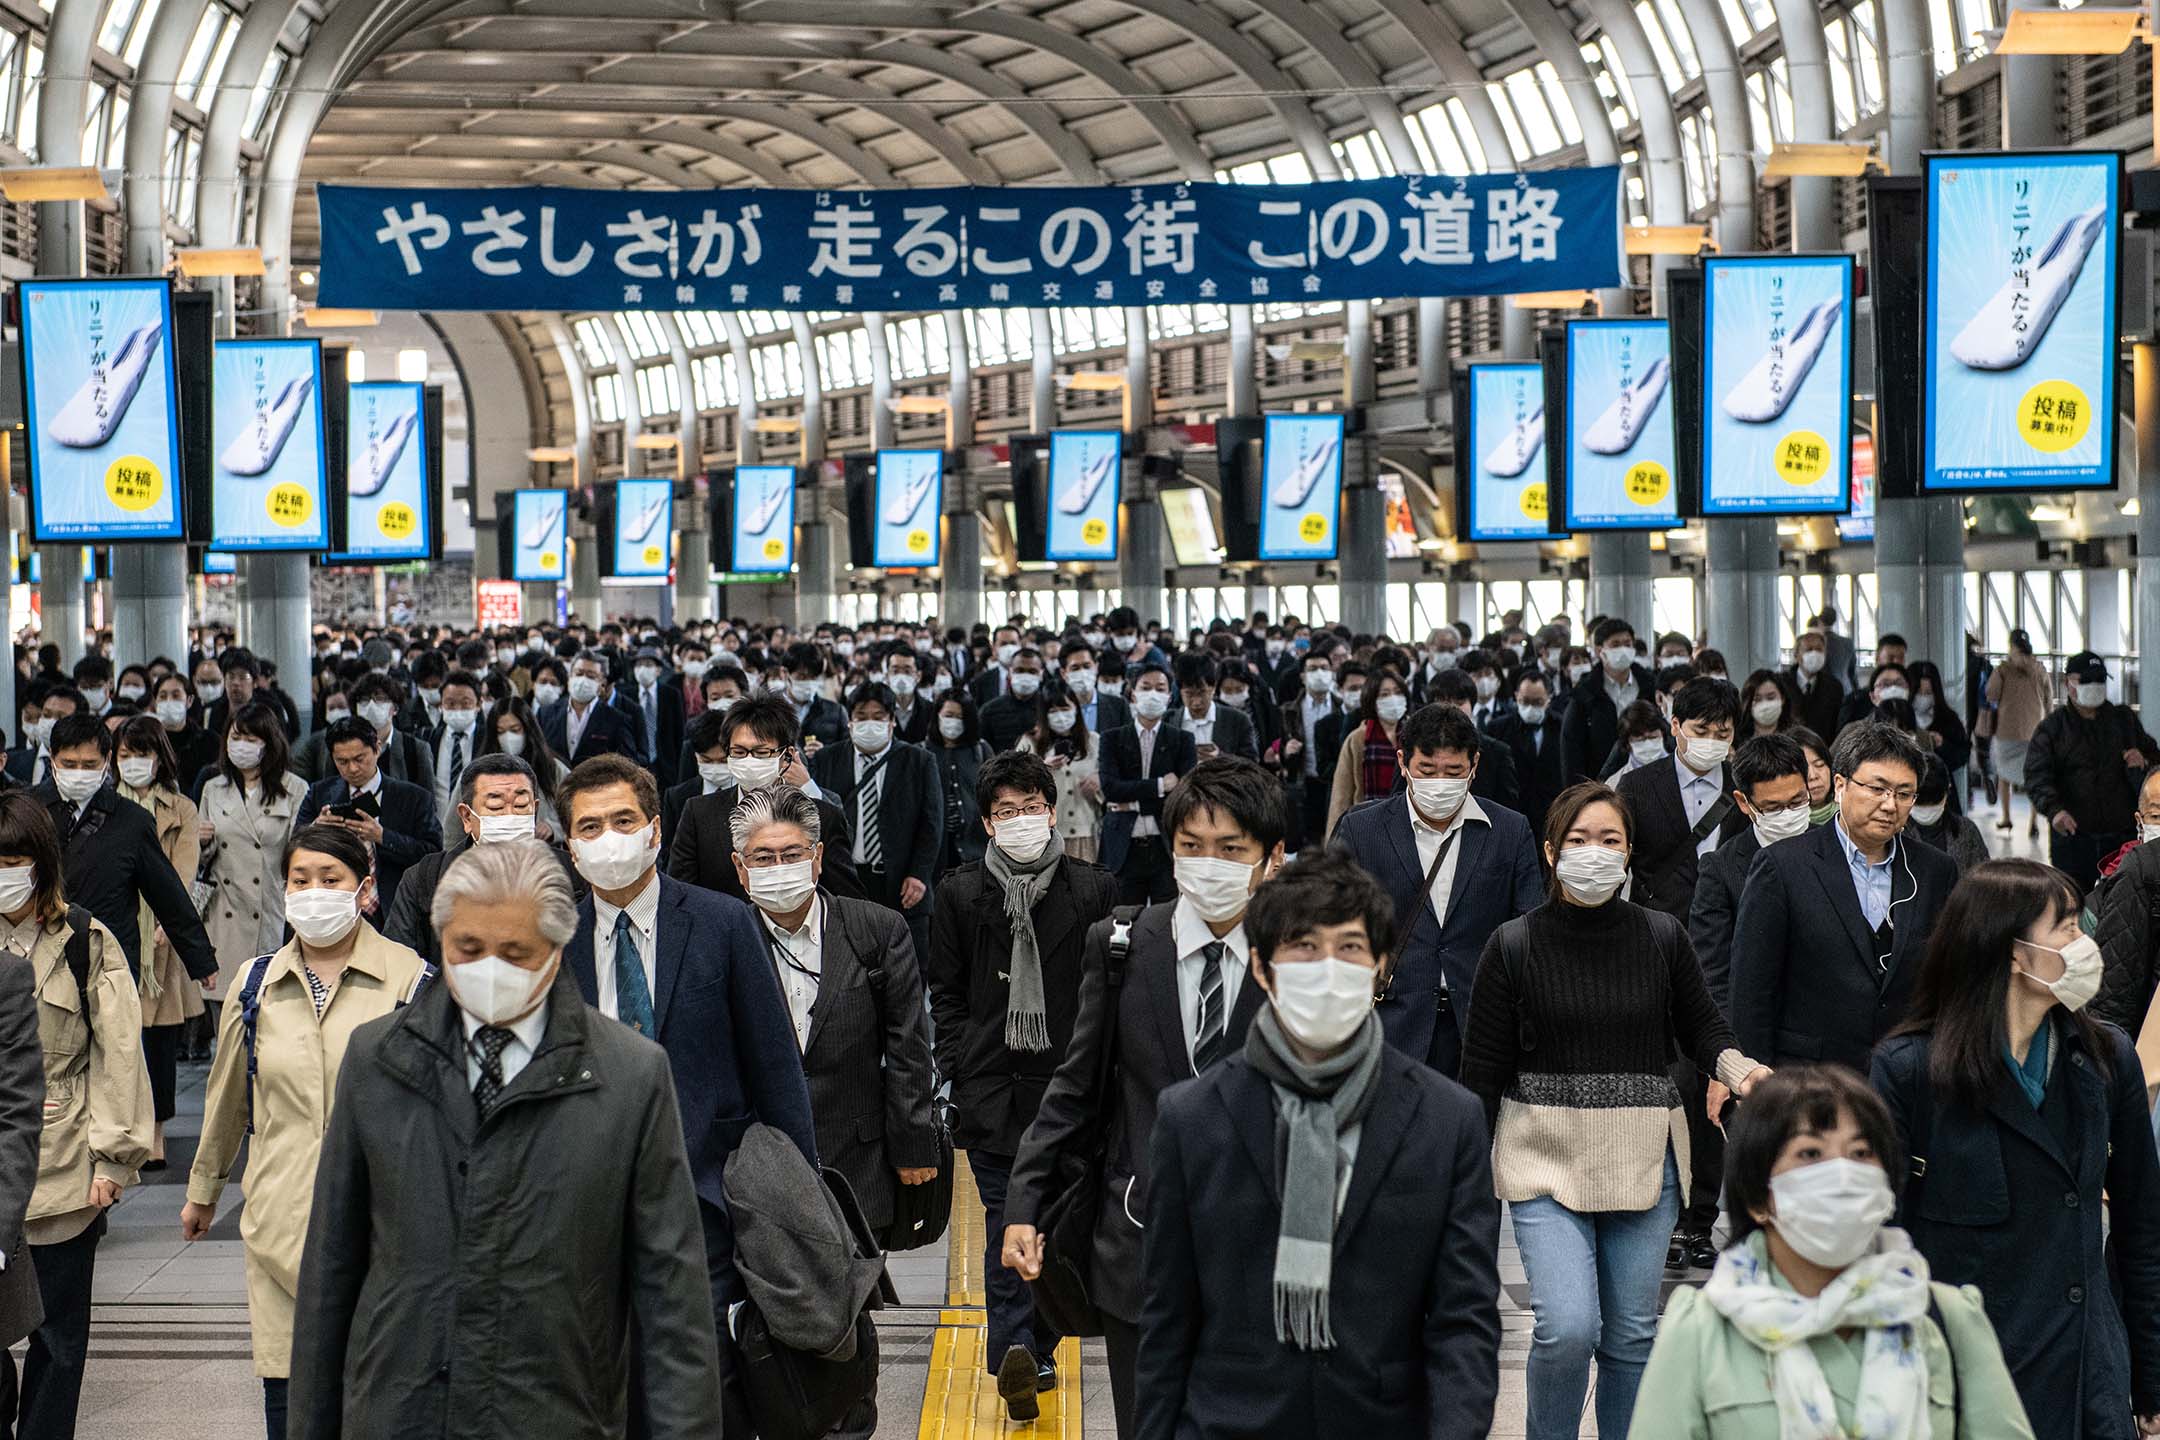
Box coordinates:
[1666,1232,1687,1269]
[1036,1353,1057,1393]
[1684,1232,1720,1270]
[996,1345,1041,1423]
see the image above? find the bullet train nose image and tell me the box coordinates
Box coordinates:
[1484,405,1546,479]
[744,473,791,534]
[1950,205,2108,371]
[1582,356,1670,456]
[349,409,418,498]
[219,377,314,477]
[521,496,563,549]
[52,321,163,450]
[1723,299,1840,424]
[883,462,936,527]
[1057,445,1117,515]
[1272,433,1340,510]
[625,490,670,543]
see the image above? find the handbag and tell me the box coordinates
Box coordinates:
[851,929,955,1252]
[1026,906,1140,1340]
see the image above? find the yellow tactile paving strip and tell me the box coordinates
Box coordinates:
[918,1151,1084,1439]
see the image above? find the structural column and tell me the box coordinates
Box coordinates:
[941,509,984,634]
[675,489,713,623]
[2136,345,2160,721]
[1587,533,1654,634]
[1339,434,1387,637]
[795,511,838,634]
[110,547,189,668]
[570,517,602,626]
[1118,457,1165,627]
[37,547,85,670]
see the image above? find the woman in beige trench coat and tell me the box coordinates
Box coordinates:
[112,715,202,1169]
[195,702,309,1000]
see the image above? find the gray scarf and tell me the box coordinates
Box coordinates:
[981,837,1063,1052]
[1241,1006,1384,1350]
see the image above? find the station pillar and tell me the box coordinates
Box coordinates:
[1340,433,1388,637]
[1119,456,1165,627]
[2137,345,2160,718]
[1704,516,1783,678]
[570,521,602,626]
[1587,533,1654,634]
[941,485,984,636]
[38,546,85,669]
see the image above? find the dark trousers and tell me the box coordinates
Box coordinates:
[263,1377,288,1440]
[21,1213,104,1440]
[2051,827,2130,896]
[861,865,932,969]
[1299,778,1330,855]
[1426,993,1463,1080]
[1102,1312,1140,1439]
[1115,836,1175,908]
[699,1203,753,1440]
[968,1152,1058,1371]
[144,1023,180,1124]
[1672,1059,1723,1235]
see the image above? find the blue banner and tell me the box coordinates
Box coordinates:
[874,450,943,568]
[1701,255,1853,515]
[213,338,329,551]
[1046,431,1121,562]
[731,466,796,574]
[1562,319,1678,531]
[342,381,430,561]
[316,171,1625,313]
[512,490,567,582]
[612,478,673,578]
[20,278,185,542]
[1924,151,2122,492]
[1462,363,1551,542]
[1260,414,1345,561]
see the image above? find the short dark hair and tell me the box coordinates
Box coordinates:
[686,709,732,755]
[282,823,374,886]
[1916,754,1952,805]
[1541,780,1633,865]
[1591,617,1636,647]
[1427,669,1476,706]
[1246,853,1396,981]
[1723,1066,1902,1245]
[48,713,108,757]
[1671,677,1741,728]
[1458,648,1495,676]
[1787,725,1830,767]
[1730,734,1809,795]
[559,753,660,823]
[1829,720,1925,784]
[720,694,799,752]
[1173,652,1219,690]
[786,642,825,676]
[1397,702,1479,760]
[113,715,178,789]
[845,682,897,718]
[0,791,64,921]
[325,716,379,754]
[457,752,539,809]
[442,670,485,702]
[976,749,1056,815]
[1619,700,1667,741]
[1161,756,1286,853]
[218,647,262,680]
[1876,632,1907,651]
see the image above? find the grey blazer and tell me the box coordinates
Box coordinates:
[0,955,44,1345]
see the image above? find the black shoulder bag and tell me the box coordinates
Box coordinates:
[864,926,955,1254]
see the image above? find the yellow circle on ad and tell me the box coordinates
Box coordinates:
[1775,431,1832,486]
[1519,482,1548,520]
[377,502,416,540]
[1298,513,1329,543]
[1081,517,1110,545]
[641,544,663,567]
[103,457,163,513]
[1624,462,1671,506]
[266,482,313,527]
[2018,379,2092,453]
[907,529,930,555]
[540,550,559,570]
[762,538,784,561]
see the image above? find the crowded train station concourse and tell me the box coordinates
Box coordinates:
[0,0,2149,1433]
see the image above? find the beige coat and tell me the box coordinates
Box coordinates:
[125,783,205,1027]
[25,911,152,1247]
[187,923,427,1376]
[198,772,309,995]
[1987,653,2053,743]
[1015,734,1104,841]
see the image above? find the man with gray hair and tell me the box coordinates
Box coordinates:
[537,649,645,767]
[383,753,584,966]
[290,839,723,1440]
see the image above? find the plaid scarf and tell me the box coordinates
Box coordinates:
[1359,719,1398,804]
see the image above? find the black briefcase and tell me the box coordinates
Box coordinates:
[736,1168,894,1440]
[884,1098,955,1252]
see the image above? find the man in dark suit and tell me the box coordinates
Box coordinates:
[40,714,218,985]
[1690,734,1815,1020]
[968,624,1025,708]
[1615,677,1744,921]
[1485,669,1566,837]
[1166,651,1259,763]
[1786,628,1846,740]
[784,642,847,750]
[296,715,445,917]
[880,644,935,746]
[1731,721,1959,1074]
[928,750,1120,1421]
[0,946,41,1424]
[538,650,646,767]
[808,681,942,963]
[1003,759,1284,1434]
[618,646,686,788]
[668,697,865,904]
[6,686,81,789]
[660,709,728,857]
[1136,852,1500,1440]
[557,754,817,1436]
[979,649,1047,753]
[1427,670,1523,814]
[1277,653,1346,850]
[382,753,584,965]
[1099,665,1197,906]
[1561,617,1658,784]
[1060,642,1129,737]
[1327,703,1541,1077]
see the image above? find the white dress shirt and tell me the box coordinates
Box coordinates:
[592,869,661,1021]
[351,768,383,799]
[760,895,824,1051]
[1131,719,1165,838]
[1185,703,1217,750]
[1299,694,1333,779]
[566,699,595,757]
[1672,752,1727,859]
[853,739,894,864]
[462,997,550,1091]
[1171,899,1246,1068]
[1603,669,1639,713]
[1408,791,1489,944]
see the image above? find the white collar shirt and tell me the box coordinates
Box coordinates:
[461,997,550,1092]
[1171,899,1247,1069]
[592,869,661,1021]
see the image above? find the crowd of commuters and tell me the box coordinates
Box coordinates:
[0,603,2144,1439]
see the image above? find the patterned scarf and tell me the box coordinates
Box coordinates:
[981,837,1062,1052]
[1358,719,1399,804]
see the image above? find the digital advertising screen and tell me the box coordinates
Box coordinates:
[1838,431,1878,542]
[731,465,796,574]
[1463,363,1551,541]
[203,550,237,575]
[1562,319,1679,530]
[1701,255,1854,514]
[511,490,567,582]
[342,381,431,561]
[1924,151,2122,492]
[19,278,186,541]
[211,338,329,550]
[1045,430,1121,562]
[1259,412,1345,561]
[873,448,943,568]
[612,477,673,578]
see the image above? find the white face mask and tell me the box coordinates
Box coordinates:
[1553,845,1628,905]
[358,700,395,731]
[1875,684,1909,704]
[1767,1158,1897,1269]
[496,730,529,757]
[531,682,563,708]
[1112,633,1139,653]
[1752,803,1812,847]
[197,682,224,705]
[568,675,603,705]
[851,719,891,753]
[1408,774,1471,824]
[1267,957,1375,1052]
[1517,703,1548,726]
[1908,801,1946,827]
[1799,649,1827,675]
[937,716,967,741]
[1603,645,1637,674]
[634,665,661,687]
[1375,694,1409,723]
[1010,672,1043,698]
[889,673,918,698]
[2143,822,2160,846]
[1304,670,1334,695]
[156,699,188,728]
[745,858,817,913]
[1543,648,1563,670]
[2075,682,2107,709]
[0,865,34,915]
[285,886,362,947]
[1265,639,1286,658]
[790,679,822,704]
[730,755,783,791]
[117,683,145,703]
[682,659,709,680]
[1683,736,1731,772]
[498,648,520,669]
[1175,854,1262,924]
[572,823,659,891]
[1629,737,1667,768]
[1046,710,1076,735]
[996,643,1020,667]
[80,688,107,713]
[473,812,536,844]
[446,952,559,1028]
[443,708,479,734]
[2015,933,2103,1013]
[117,757,157,790]
[1567,663,1593,684]
[227,737,266,770]
[1064,668,1096,698]
[1658,654,1689,671]
[53,768,103,804]
[697,759,734,790]
[420,687,443,714]
[1912,697,1935,725]
[1133,689,1170,721]
[1474,675,1500,700]
[995,811,1056,862]
[1750,698,1783,729]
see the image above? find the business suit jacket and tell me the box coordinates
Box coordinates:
[788,893,941,1231]
[1136,1045,1501,1440]
[537,697,646,768]
[1484,709,1567,835]
[665,785,865,905]
[797,696,847,750]
[566,874,819,1225]
[1786,668,1846,740]
[2,749,38,788]
[0,955,43,1345]
[295,772,445,916]
[1559,662,1657,784]
[616,680,686,787]
[1471,734,1522,814]
[978,694,1036,753]
[1328,795,1543,1068]
[1084,692,1132,737]
[1005,902,1266,1324]
[1729,820,1958,1072]
[659,776,701,857]
[1274,696,1346,781]
[967,667,1008,708]
[1097,722,1199,876]
[1614,756,1742,921]
[1167,704,1259,763]
[382,837,585,966]
[38,781,218,983]
[888,696,934,747]
[1686,826,1763,1015]
[807,740,942,897]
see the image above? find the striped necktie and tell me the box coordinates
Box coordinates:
[1193,941,1226,1071]
[857,757,886,869]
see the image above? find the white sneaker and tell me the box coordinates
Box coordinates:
[743,473,790,534]
[219,376,314,476]
[51,321,162,450]
[883,463,936,526]
[1722,298,1840,424]
[1057,445,1117,515]
[625,490,669,542]
[521,495,562,549]
[1581,356,1670,456]
[1271,433,1340,509]
[1483,405,1545,478]
[1950,204,2107,372]
[349,409,417,497]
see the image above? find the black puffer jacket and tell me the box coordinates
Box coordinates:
[2093,837,2160,1033]
[2025,701,2159,834]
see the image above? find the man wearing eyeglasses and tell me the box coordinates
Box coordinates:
[665,695,868,907]
[1730,721,1959,1074]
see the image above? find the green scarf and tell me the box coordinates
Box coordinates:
[1810,799,1841,827]
[981,837,1063,1053]
[1241,1006,1384,1350]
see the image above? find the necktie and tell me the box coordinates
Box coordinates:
[643,687,659,753]
[858,758,885,870]
[1193,941,1226,1071]
[472,1025,513,1117]
[447,731,466,793]
[614,911,656,1036]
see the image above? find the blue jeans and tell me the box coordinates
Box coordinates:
[1510,1148,1680,1440]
